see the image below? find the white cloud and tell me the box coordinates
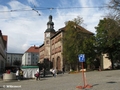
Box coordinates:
[0,5,10,19]
[0,0,109,53]
[0,0,45,53]
[54,0,104,33]
[8,1,27,9]
[1,16,45,53]
[22,43,29,52]
[27,0,39,7]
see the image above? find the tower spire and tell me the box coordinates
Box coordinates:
[45,15,55,33]
[49,15,52,22]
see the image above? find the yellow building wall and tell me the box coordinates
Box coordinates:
[102,54,111,69]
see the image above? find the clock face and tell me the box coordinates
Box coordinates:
[46,33,50,37]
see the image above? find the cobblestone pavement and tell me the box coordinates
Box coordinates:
[0,70,120,90]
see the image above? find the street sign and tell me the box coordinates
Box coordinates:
[78,54,85,62]
[77,54,92,89]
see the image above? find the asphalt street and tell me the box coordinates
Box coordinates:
[0,70,120,90]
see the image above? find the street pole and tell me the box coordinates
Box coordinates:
[76,54,92,89]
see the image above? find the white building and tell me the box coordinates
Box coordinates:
[0,30,7,73]
[22,45,39,66]
[101,54,112,69]
[6,53,23,66]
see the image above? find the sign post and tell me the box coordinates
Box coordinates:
[76,54,92,89]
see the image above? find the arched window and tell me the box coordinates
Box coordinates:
[56,56,61,70]
[52,58,55,69]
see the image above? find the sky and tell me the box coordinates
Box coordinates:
[0,0,110,53]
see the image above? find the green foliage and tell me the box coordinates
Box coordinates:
[107,0,120,25]
[63,21,77,64]
[95,18,120,68]
[63,17,96,67]
[73,16,84,25]
[82,36,96,65]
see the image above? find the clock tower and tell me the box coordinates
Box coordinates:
[44,15,55,61]
[45,15,55,37]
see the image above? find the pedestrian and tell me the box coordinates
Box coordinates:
[16,68,20,81]
[6,69,11,74]
[19,69,23,80]
[35,70,40,80]
[62,67,65,74]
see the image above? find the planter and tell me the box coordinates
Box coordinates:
[3,73,16,81]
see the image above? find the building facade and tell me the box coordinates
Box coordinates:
[6,53,23,66]
[22,45,39,66]
[101,53,112,69]
[0,30,7,73]
[39,15,94,71]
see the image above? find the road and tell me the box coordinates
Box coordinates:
[0,70,120,90]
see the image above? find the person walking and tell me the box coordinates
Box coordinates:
[35,70,40,80]
[16,68,20,81]
[62,67,65,74]
[19,69,23,80]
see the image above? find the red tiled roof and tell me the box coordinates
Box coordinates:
[0,30,8,48]
[3,35,7,41]
[59,25,94,35]
[25,45,39,53]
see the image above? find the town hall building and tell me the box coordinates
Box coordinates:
[39,15,94,72]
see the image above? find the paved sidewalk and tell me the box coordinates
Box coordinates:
[0,70,120,90]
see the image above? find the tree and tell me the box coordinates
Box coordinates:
[63,21,78,70]
[107,0,120,23]
[63,17,96,71]
[108,0,120,11]
[95,18,120,69]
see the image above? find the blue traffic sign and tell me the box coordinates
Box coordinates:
[78,54,85,62]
